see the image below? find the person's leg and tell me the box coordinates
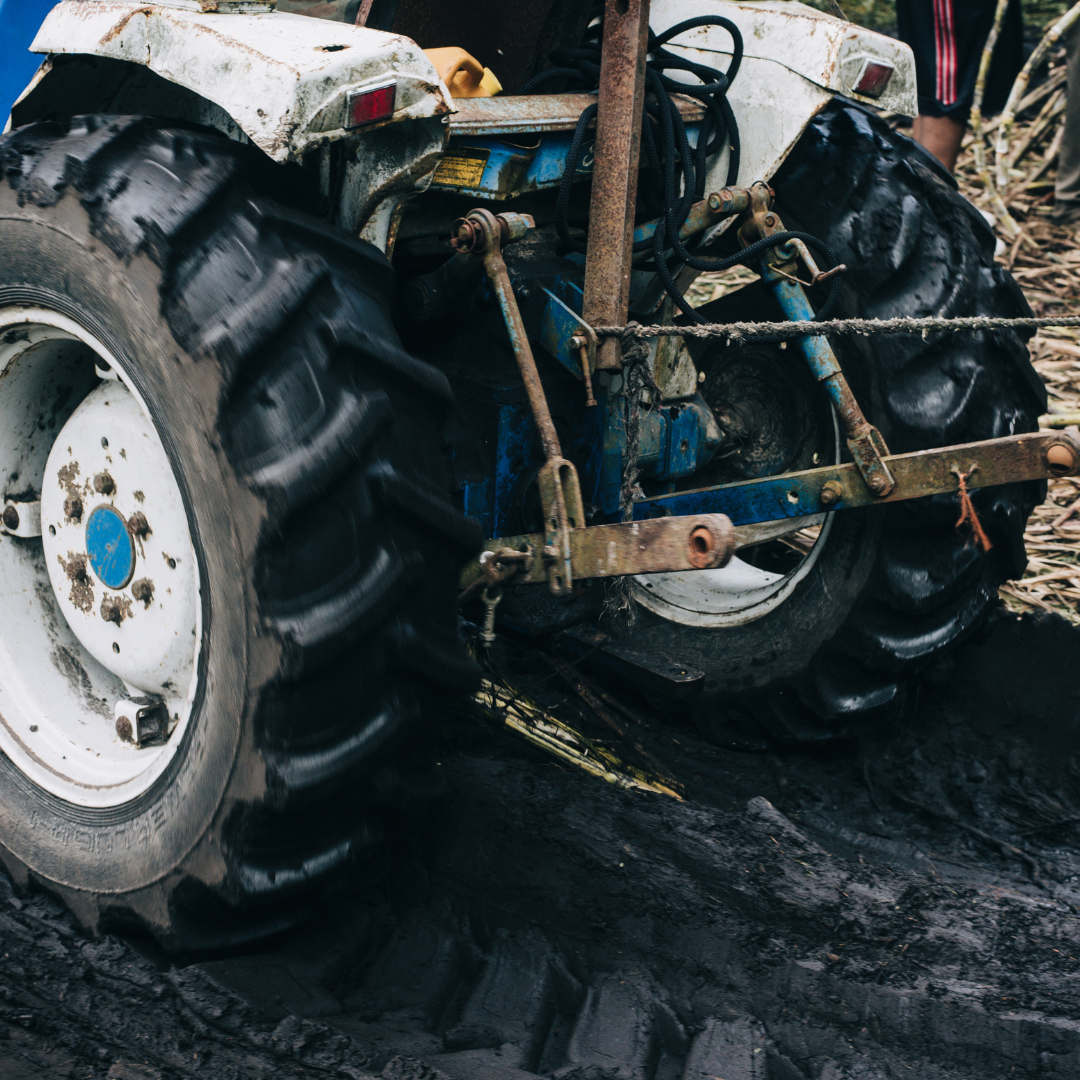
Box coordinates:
[1054,22,1080,221]
[912,114,967,172]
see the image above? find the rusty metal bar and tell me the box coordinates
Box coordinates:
[461,431,1080,591]
[582,0,652,371]
[453,209,586,596]
[635,431,1080,524]
[460,513,736,591]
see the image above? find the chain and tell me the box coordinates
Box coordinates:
[592,315,1080,343]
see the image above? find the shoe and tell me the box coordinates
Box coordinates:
[1050,201,1080,225]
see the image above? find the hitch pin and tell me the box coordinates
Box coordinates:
[777,238,847,288]
[571,334,598,408]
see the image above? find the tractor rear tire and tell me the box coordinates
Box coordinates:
[628,101,1046,741]
[0,115,480,949]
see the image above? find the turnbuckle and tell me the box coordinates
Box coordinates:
[453,209,586,596]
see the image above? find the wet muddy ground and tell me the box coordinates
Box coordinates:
[1,607,1079,1080]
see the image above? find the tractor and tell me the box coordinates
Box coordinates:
[0,0,1065,948]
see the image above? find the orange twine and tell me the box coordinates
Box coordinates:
[952,468,993,552]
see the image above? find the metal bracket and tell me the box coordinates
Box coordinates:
[1,500,42,538]
[540,288,598,407]
[461,512,737,591]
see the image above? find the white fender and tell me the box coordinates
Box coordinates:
[21,0,453,162]
[651,0,917,186]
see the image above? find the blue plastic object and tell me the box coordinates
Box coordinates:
[86,505,136,590]
[0,0,54,123]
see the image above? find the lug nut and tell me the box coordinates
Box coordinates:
[1046,442,1078,476]
[131,578,154,608]
[819,481,843,507]
[1,505,19,532]
[64,495,83,522]
[93,472,115,496]
[127,511,150,539]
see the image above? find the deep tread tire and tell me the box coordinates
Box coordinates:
[631,101,1045,740]
[0,115,480,948]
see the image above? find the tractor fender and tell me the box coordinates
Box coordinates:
[12,0,453,163]
[651,0,917,187]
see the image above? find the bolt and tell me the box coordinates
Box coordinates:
[100,596,124,625]
[64,495,83,523]
[867,474,889,495]
[764,213,777,227]
[116,716,134,743]
[1047,442,1078,476]
[820,481,843,506]
[1,505,19,532]
[93,473,115,496]
[127,511,150,539]
[131,578,154,608]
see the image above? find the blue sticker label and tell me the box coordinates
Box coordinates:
[86,505,136,590]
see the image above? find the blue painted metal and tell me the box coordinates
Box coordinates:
[539,285,589,379]
[632,469,830,526]
[768,275,844,383]
[0,0,53,123]
[85,504,136,589]
[431,126,698,201]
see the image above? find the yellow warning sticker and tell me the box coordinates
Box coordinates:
[432,148,490,189]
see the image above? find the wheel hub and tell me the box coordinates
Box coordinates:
[40,381,197,699]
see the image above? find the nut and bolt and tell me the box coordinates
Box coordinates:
[127,511,150,539]
[116,715,134,743]
[819,481,844,507]
[64,495,83,522]
[1046,442,1078,476]
[93,472,115,496]
[867,474,890,496]
[131,578,154,607]
[1,505,19,532]
[763,213,777,227]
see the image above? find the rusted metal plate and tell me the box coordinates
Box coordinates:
[636,431,1080,525]
[447,92,704,136]
[460,513,736,590]
[582,0,652,371]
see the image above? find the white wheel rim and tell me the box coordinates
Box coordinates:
[0,307,201,807]
[631,409,840,628]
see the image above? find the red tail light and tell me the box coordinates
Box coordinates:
[854,60,894,97]
[347,79,397,128]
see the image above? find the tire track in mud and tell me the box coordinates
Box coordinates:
[0,610,1078,1079]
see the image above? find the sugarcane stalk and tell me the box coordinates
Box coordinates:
[1010,88,1066,169]
[473,675,683,798]
[996,1,1080,193]
[971,0,1018,235]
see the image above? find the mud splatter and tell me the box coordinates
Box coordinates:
[57,552,93,613]
[100,593,133,626]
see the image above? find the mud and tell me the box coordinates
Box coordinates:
[0,607,1079,1079]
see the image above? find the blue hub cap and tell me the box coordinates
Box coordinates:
[86,505,135,590]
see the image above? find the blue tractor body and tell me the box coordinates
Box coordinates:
[0,0,53,122]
